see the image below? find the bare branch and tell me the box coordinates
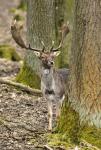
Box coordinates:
[0,77,42,97]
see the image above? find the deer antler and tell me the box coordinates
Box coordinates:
[50,22,70,52]
[11,20,44,52]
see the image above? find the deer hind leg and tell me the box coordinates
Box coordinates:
[47,100,53,131]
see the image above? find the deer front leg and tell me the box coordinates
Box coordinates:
[47,100,53,131]
[56,102,61,120]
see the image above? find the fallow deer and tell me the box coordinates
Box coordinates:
[11,20,70,131]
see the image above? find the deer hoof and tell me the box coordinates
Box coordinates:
[48,127,52,133]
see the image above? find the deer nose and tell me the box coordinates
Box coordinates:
[50,61,54,65]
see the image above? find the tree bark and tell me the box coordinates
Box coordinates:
[70,0,101,128]
[58,0,101,148]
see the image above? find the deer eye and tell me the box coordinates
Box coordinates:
[39,56,44,59]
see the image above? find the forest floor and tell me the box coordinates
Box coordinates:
[0,59,48,150]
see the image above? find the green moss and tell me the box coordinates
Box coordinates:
[0,45,21,61]
[81,125,101,149]
[14,14,24,21]
[16,61,40,89]
[9,8,17,13]
[56,100,80,144]
[47,133,74,150]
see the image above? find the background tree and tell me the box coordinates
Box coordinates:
[58,0,101,148]
[16,0,70,88]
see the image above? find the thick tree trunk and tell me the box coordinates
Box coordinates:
[58,0,101,148]
[70,0,101,128]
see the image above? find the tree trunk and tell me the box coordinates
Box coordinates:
[55,0,74,68]
[58,0,101,148]
[17,0,69,88]
[70,0,101,129]
[17,0,56,88]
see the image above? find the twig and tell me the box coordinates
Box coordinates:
[80,140,100,150]
[44,145,53,150]
[0,77,42,97]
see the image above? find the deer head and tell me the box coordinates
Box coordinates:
[11,20,69,69]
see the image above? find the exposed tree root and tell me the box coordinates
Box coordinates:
[80,140,100,150]
[0,77,42,96]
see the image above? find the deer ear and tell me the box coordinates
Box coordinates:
[53,51,61,57]
[34,51,40,57]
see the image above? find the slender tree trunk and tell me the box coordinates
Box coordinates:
[55,0,73,68]
[17,0,56,88]
[17,0,69,88]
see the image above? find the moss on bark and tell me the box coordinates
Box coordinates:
[16,61,40,89]
[54,101,101,149]
[56,100,80,144]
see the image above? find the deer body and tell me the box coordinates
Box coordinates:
[11,20,69,131]
[41,68,68,101]
[40,64,69,130]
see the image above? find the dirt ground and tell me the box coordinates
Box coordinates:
[0,58,49,150]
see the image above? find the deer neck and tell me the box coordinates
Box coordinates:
[41,66,55,90]
[41,66,54,78]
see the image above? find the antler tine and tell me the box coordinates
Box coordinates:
[52,22,70,52]
[28,44,42,52]
[50,40,55,51]
[41,41,45,52]
[11,19,42,52]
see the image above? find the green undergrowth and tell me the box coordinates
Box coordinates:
[0,45,21,61]
[47,133,75,150]
[16,61,40,89]
[10,1,26,13]
[10,8,24,21]
[10,0,26,21]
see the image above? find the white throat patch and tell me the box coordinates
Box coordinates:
[44,69,50,75]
